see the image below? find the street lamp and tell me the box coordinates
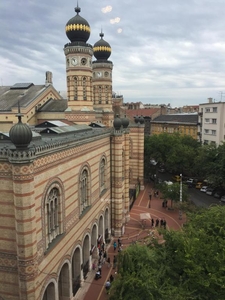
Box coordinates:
[179,174,182,220]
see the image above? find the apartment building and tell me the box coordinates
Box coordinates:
[198,98,225,145]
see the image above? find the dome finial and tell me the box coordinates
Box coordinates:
[75,1,81,14]
[100,29,104,39]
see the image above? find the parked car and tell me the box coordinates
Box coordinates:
[200,186,208,192]
[214,190,225,199]
[196,182,203,189]
[164,180,173,185]
[158,168,165,173]
[150,159,157,165]
[172,175,181,182]
[220,195,225,203]
[206,188,216,196]
[186,178,194,184]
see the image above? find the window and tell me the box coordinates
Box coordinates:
[211,130,216,135]
[80,168,90,214]
[213,107,217,113]
[204,129,209,134]
[205,108,210,112]
[100,158,106,193]
[205,118,210,123]
[83,77,87,100]
[212,118,217,124]
[46,187,61,247]
[204,140,209,145]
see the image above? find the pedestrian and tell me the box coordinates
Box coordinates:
[105,279,111,293]
[102,242,105,251]
[113,255,117,269]
[154,190,157,197]
[163,219,167,229]
[118,237,121,247]
[98,263,102,275]
[107,257,111,268]
[149,193,152,200]
[113,241,117,251]
[160,218,164,227]
[103,250,107,264]
[156,190,159,197]
[110,274,114,282]
[118,245,122,252]
[155,218,159,227]
[151,218,154,228]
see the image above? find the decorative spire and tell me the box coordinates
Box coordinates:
[16,100,23,123]
[75,1,80,14]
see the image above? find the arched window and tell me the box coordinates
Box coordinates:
[45,187,61,248]
[122,150,125,179]
[98,86,102,104]
[74,76,78,100]
[83,77,87,100]
[100,158,106,193]
[80,168,90,214]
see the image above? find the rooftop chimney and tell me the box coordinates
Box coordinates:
[45,71,53,85]
[208,97,213,103]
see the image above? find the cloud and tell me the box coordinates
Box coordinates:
[0,0,225,106]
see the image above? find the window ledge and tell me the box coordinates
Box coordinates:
[100,188,107,197]
[45,233,65,255]
[79,205,92,219]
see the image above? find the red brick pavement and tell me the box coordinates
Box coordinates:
[80,182,186,300]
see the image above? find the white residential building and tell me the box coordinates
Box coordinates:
[198,98,225,145]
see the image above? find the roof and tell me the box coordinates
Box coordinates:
[89,122,106,128]
[35,120,69,128]
[152,114,198,124]
[125,108,161,118]
[38,99,67,112]
[0,84,62,111]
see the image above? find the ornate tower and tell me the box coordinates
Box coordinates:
[93,31,114,126]
[64,5,93,111]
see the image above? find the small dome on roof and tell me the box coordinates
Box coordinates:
[113,115,122,130]
[121,115,129,128]
[9,110,32,149]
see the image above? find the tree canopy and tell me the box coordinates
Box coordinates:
[109,206,225,300]
[145,133,225,189]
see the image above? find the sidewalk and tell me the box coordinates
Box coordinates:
[78,182,186,300]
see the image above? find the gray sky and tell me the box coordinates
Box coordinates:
[1,0,225,107]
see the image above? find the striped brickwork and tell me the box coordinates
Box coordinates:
[0,134,112,299]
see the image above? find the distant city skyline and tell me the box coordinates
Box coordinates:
[1,0,225,107]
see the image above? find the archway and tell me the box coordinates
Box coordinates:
[104,208,110,243]
[42,282,56,300]
[97,215,104,248]
[58,263,70,300]
[72,247,81,296]
[91,224,98,260]
[82,235,90,279]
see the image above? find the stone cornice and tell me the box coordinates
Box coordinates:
[0,129,112,163]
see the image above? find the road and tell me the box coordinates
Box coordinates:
[156,172,222,208]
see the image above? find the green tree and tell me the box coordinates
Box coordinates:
[109,206,225,300]
[159,182,188,208]
[144,133,201,177]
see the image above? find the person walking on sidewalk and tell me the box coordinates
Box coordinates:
[151,218,154,228]
[113,241,117,251]
[155,218,159,227]
[103,250,107,264]
[107,257,111,268]
[113,255,117,269]
[163,219,167,229]
[105,279,111,293]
